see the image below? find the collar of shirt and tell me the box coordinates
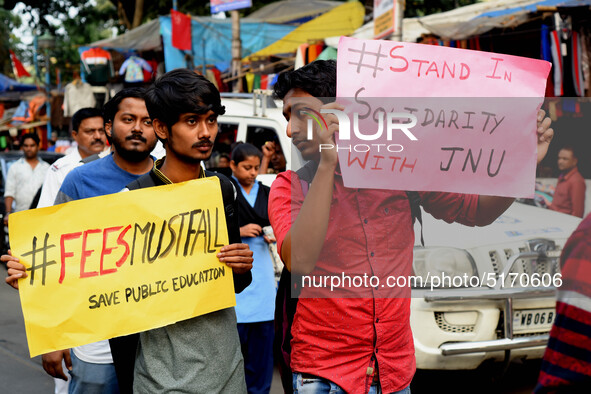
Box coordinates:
[231,174,259,206]
[151,157,205,184]
[559,167,579,182]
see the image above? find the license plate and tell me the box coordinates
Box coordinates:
[513,309,555,333]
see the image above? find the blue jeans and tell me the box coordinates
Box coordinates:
[68,351,119,394]
[238,321,275,394]
[293,372,411,394]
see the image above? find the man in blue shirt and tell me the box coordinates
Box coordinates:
[43,87,158,394]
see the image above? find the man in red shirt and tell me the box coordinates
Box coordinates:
[268,60,555,394]
[549,146,586,217]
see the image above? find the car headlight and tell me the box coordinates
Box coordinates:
[412,247,477,288]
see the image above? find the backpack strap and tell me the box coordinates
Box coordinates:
[204,170,252,293]
[204,170,239,241]
[81,153,101,164]
[126,171,159,190]
[405,191,424,246]
[295,161,317,184]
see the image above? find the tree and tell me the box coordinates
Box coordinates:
[116,0,282,29]
[405,0,479,18]
[0,0,24,77]
[52,1,120,78]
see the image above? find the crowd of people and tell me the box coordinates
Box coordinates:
[1,60,589,394]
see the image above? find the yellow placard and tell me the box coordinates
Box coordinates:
[10,177,234,357]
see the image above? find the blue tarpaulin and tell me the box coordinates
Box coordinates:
[89,16,295,73]
[0,73,37,94]
[160,16,295,72]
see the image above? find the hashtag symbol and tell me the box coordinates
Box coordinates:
[22,233,56,286]
[347,43,387,78]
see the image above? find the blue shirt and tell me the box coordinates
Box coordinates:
[55,153,148,203]
[232,176,276,323]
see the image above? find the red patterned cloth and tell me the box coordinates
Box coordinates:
[536,214,591,393]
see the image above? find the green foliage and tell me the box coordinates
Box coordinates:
[0,4,23,76]
[4,0,119,82]
[52,0,119,76]
[405,0,479,18]
[142,0,280,19]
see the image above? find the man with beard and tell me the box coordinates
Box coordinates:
[37,87,157,394]
[3,133,49,225]
[36,107,107,209]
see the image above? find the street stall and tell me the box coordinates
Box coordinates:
[241,1,364,84]
[0,73,47,150]
[84,15,295,93]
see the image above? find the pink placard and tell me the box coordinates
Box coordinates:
[335,37,551,197]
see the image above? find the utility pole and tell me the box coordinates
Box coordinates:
[393,0,405,42]
[231,10,243,92]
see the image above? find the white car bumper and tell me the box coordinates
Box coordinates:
[411,287,556,370]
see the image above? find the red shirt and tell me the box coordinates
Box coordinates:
[269,170,479,393]
[550,167,586,218]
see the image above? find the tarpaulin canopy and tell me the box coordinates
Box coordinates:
[90,18,163,51]
[349,0,591,42]
[245,0,344,24]
[413,0,591,40]
[244,1,364,60]
[89,16,295,72]
[0,73,38,99]
[345,18,432,43]
[160,16,295,72]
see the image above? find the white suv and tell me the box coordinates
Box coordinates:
[411,203,581,369]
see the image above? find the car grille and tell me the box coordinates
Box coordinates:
[487,239,562,288]
[489,251,501,274]
[434,312,475,333]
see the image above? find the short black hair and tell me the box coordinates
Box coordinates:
[20,132,40,146]
[231,142,262,164]
[273,60,337,99]
[71,107,103,132]
[144,69,225,132]
[560,146,578,159]
[102,87,146,124]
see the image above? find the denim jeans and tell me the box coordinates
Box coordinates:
[293,372,411,394]
[68,351,119,394]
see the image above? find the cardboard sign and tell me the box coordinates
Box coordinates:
[335,37,551,197]
[10,178,235,357]
[374,0,395,39]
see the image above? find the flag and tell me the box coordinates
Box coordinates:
[171,9,192,51]
[9,50,31,78]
